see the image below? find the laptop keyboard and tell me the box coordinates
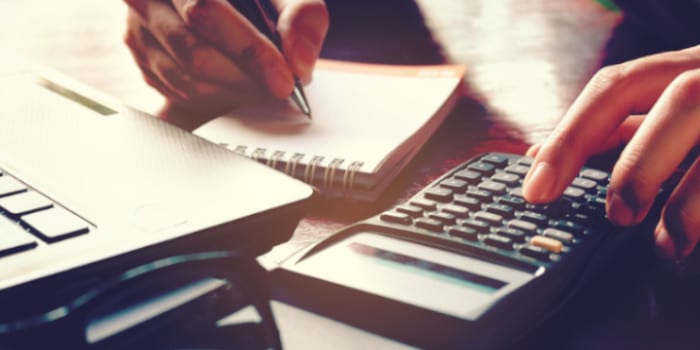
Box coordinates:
[0,169,89,257]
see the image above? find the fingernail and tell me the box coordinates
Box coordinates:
[292,37,318,80]
[264,65,294,99]
[655,223,679,260]
[606,191,637,226]
[523,161,556,202]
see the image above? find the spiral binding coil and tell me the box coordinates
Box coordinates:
[228,146,365,198]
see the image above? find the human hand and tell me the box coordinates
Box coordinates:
[522,45,700,261]
[123,0,328,116]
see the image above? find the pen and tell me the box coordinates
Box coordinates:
[236,0,312,118]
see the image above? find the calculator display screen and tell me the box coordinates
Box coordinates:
[349,242,506,294]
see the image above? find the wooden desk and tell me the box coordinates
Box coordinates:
[4,0,700,348]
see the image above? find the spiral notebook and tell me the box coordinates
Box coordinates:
[193,60,465,201]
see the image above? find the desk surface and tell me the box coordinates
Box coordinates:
[3,1,700,348]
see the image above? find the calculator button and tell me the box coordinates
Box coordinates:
[22,207,89,242]
[453,195,481,211]
[519,211,549,226]
[462,219,490,234]
[485,203,515,218]
[484,234,514,250]
[571,178,597,192]
[491,172,520,186]
[474,212,503,226]
[415,218,444,232]
[509,187,524,198]
[466,189,492,203]
[580,169,609,182]
[481,154,509,167]
[410,198,437,211]
[468,162,495,176]
[520,245,551,261]
[0,191,53,216]
[425,188,453,202]
[552,220,585,237]
[380,212,412,225]
[478,181,507,196]
[441,204,470,218]
[396,205,424,217]
[505,165,530,177]
[428,212,457,225]
[454,170,482,184]
[563,187,586,200]
[497,196,526,210]
[517,157,534,166]
[508,220,538,235]
[542,228,574,245]
[0,176,27,197]
[0,216,37,256]
[530,236,563,253]
[496,227,526,243]
[439,179,468,192]
[449,227,478,241]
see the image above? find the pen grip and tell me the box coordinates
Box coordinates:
[228,0,283,50]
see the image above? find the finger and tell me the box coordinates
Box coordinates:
[655,156,700,260]
[523,46,700,204]
[526,143,541,158]
[273,0,329,83]
[128,0,255,90]
[606,69,700,226]
[172,0,295,98]
[594,114,645,153]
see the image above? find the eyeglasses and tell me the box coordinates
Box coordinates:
[0,251,281,350]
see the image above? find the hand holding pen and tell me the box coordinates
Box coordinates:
[124,0,328,119]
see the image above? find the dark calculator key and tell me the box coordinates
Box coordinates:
[467,189,492,203]
[571,178,597,192]
[474,211,503,226]
[441,204,470,218]
[527,199,569,218]
[453,195,481,211]
[449,226,478,241]
[496,227,526,243]
[410,198,437,211]
[520,211,549,226]
[517,157,534,166]
[542,228,574,245]
[0,176,27,197]
[484,234,514,250]
[508,219,538,235]
[563,187,586,201]
[396,205,424,217]
[481,154,509,167]
[429,212,457,225]
[505,165,530,177]
[440,178,468,192]
[380,212,412,225]
[0,191,53,216]
[415,218,444,232]
[552,220,585,237]
[425,187,453,202]
[468,162,495,176]
[485,203,515,219]
[22,207,89,242]
[580,169,609,182]
[491,172,520,186]
[462,219,490,234]
[454,170,482,184]
[520,245,551,261]
[0,216,37,256]
[497,196,526,210]
[478,181,507,195]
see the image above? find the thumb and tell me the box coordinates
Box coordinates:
[274,0,329,84]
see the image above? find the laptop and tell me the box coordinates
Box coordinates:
[0,55,314,318]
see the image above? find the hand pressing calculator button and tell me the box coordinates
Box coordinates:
[272,153,667,350]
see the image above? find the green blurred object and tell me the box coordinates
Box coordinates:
[595,0,619,11]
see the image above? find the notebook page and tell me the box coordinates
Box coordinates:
[194,60,464,174]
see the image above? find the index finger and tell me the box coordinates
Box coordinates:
[523,46,700,203]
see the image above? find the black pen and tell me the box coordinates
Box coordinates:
[247,0,312,118]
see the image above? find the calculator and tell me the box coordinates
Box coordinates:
[270,153,665,349]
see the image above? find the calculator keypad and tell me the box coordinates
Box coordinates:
[377,153,611,269]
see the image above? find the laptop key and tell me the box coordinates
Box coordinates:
[0,176,27,197]
[0,216,37,256]
[22,207,89,242]
[0,191,53,216]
